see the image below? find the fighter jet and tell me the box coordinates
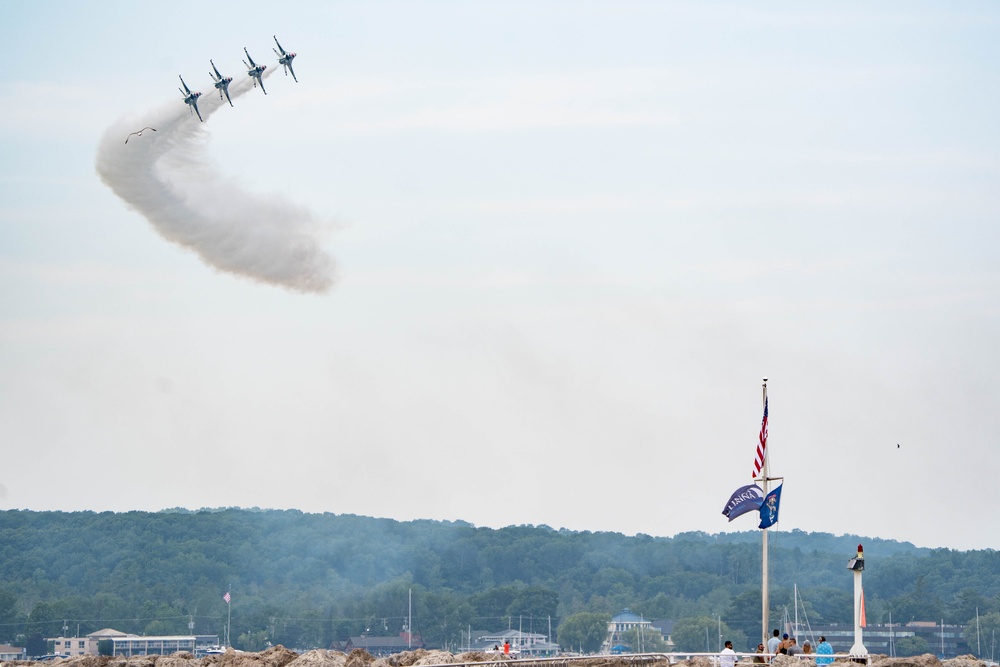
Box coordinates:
[209,60,234,107]
[243,47,267,95]
[273,35,297,82]
[178,75,203,122]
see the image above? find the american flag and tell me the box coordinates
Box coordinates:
[223,591,231,604]
[752,397,768,478]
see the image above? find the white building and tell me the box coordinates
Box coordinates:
[0,645,26,661]
[47,629,219,657]
[49,628,128,657]
[603,609,655,652]
[473,629,559,656]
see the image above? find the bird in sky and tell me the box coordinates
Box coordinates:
[125,127,157,144]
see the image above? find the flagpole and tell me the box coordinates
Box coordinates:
[227,585,232,648]
[760,378,769,647]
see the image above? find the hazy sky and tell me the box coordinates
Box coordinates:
[1,2,998,552]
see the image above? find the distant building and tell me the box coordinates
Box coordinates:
[47,629,219,657]
[48,628,124,657]
[650,620,675,650]
[796,622,969,659]
[470,629,559,656]
[603,609,655,653]
[0,645,26,661]
[344,634,423,656]
[114,634,221,657]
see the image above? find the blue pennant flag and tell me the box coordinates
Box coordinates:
[721,484,765,522]
[758,484,783,529]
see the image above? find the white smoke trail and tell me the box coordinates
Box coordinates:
[96,68,335,293]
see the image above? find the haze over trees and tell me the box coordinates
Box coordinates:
[0,510,996,652]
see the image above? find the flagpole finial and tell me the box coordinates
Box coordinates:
[763,377,768,384]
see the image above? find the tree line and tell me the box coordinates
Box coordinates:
[0,509,996,655]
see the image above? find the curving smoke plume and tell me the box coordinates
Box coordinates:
[96,68,335,293]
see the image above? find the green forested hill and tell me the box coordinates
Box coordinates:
[0,509,996,653]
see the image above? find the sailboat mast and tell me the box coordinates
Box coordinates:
[890,611,894,657]
[761,379,770,646]
[977,607,981,656]
[794,584,799,638]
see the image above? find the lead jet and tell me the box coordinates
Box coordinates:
[273,35,297,82]
[209,60,234,107]
[178,75,203,122]
[243,47,267,95]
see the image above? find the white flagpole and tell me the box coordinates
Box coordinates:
[761,378,769,647]
[227,585,232,648]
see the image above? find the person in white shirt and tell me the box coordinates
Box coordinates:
[720,641,737,667]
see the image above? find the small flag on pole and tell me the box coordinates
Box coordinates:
[223,591,231,604]
[753,397,769,478]
[721,484,765,522]
[758,483,782,529]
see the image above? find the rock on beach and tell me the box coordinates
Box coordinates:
[1,647,992,667]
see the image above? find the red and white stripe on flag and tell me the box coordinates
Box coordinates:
[223,591,231,604]
[753,397,768,478]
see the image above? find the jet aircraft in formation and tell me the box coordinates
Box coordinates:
[209,60,234,107]
[178,75,203,122]
[176,37,299,120]
[273,35,298,82]
[243,47,267,95]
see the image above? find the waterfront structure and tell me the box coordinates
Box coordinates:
[848,545,867,657]
[603,609,655,653]
[49,628,128,657]
[111,634,220,656]
[344,635,421,656]
[797,622,968,659]
[47,629,219,657]
[0,645,26,660]
[472,630,558,656]
[649,620,675,650]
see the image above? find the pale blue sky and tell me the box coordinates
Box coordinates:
[1,2,998,550]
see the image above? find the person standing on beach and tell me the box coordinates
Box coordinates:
[720,641,737,667]
[815,637,834,666]
[767,629,781,655]
[754,643,768,664]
